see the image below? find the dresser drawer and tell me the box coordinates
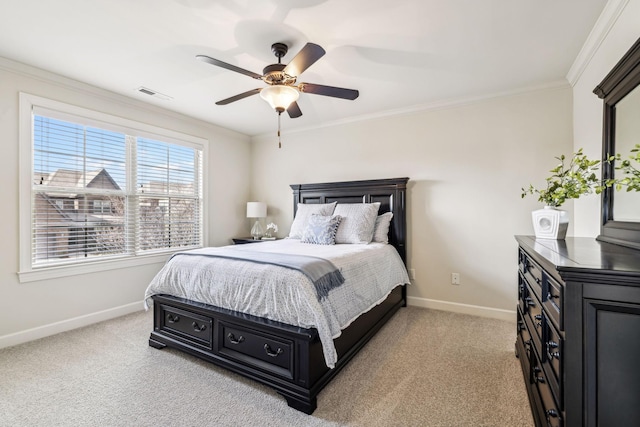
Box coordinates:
[516,308,532,375]
[218,321,294,379]
[532,354,563,427]
[520,249,543,301]
[158,304,213,349]
[543,274,564,331]
[518,273,529,314]
[523,284,543,354]
[517,307,532,347]
[544,312,563,404]
[516,333,531,384]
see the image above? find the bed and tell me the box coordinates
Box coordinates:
[146,177,409,414]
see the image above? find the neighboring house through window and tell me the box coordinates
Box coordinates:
[19,94,207,282]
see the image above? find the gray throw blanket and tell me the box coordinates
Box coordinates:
[171,248,345,301]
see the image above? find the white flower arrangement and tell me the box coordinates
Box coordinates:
[264,222,278,239]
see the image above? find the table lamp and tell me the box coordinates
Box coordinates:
[246,202,267,239]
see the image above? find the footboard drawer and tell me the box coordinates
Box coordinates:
[218,321,294,379]
[158,304,213,349]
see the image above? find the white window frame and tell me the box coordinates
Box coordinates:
[18,93,208,283]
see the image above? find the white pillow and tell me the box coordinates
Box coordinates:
[333,202,380,244]
[372,212,393,243]
[288,202,337,239]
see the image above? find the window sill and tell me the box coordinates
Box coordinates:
[17,251,188,283]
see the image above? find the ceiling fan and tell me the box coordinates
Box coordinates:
[196,42,359,119]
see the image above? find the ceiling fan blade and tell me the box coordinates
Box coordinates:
[298,83,359,100]
[196,55,263,80]
[283,43,326,77]
[287,101,303,118]
[215,88,262,105]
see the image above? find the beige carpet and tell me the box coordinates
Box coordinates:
[0,306,534,427]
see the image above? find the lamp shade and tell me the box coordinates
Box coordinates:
[246,202,267,218]
[260,85,299,112]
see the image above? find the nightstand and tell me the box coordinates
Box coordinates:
[232,237,267,244]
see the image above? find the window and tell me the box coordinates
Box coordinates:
[93,200,112,214]
[19,94,207,281]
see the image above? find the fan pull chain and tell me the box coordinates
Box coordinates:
[277,111,282,149]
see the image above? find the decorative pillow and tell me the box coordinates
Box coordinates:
[372,212,394,243]
[333,202,380,244]
[288,202,337,239]
[300,214,342,245]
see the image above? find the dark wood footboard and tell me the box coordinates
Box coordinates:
[149,285,405,414]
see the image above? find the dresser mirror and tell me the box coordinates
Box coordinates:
[613,85,640,221]
[594,37,640,250]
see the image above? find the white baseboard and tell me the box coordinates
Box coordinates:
[0,301,145,349]
[1,297,514,349]
[407,296,516,322]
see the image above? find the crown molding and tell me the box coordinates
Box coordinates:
[566,0,630,86]
[0,56,247,140]
[252,80,570,139]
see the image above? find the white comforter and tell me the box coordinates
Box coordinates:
[144,240,410,368]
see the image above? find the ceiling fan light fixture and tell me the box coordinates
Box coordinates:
[260,85,299,112]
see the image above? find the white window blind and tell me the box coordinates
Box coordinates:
[29,110,203,269]
[137,137,202,252]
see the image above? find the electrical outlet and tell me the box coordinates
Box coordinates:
[451,273,460,285]
[409,269,416,280]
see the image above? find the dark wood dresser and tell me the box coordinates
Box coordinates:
[515,236,640,427]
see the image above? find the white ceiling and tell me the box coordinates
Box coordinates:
[0,0,607,136]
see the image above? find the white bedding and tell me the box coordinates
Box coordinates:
[144,239,410,368]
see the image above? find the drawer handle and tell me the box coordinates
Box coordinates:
[547,292,560,301]
[534,314,542,328]
[192,321,207,332]
[546,409,559,418]
[533,314,542,328]
[533,367,545,383]
[264,343,283,358]
[526,297,536,307]
[167,314,180,323]
[227,333,245,344]
[547,341,560,360]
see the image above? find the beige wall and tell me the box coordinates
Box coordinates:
[4,0,630,343]
[251,87,573,316]
[573,0,640,236]
[0,58,251,344]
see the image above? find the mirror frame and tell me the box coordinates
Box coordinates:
[594,37,640,250]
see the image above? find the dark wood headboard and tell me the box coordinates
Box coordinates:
[290,178,409,264]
